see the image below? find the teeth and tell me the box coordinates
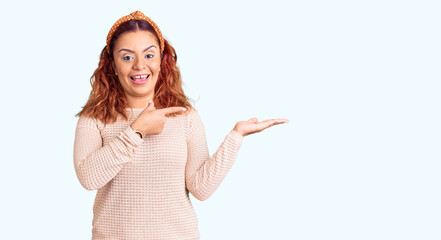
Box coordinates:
[132,75,149,79]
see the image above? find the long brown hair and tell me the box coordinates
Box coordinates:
[75,19,194,125]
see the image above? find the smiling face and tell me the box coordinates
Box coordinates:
[112,30,162,108]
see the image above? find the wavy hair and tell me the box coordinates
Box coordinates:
[75,19,194,125]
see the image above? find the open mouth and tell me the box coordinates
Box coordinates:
[130,74,150,85]
[130,74,150,81]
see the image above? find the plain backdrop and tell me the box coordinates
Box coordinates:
[0,0,440,239]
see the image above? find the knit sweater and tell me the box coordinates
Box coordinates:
[73,108,243,240]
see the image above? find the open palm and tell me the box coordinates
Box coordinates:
[233,117,289,137]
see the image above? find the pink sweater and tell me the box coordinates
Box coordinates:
[73,108,243,239]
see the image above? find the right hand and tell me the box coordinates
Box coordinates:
[130,100,187,136]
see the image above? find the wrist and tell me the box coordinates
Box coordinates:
[233,128,244,137]
[130,123,144,139]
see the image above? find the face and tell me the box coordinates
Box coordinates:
[112,30,161,108]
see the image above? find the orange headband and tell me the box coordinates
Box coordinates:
[106,10,165,55]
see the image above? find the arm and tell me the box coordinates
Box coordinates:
[73,116,143,190]
[185,110,244,201]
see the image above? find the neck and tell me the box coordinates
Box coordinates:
[126,94,154,109]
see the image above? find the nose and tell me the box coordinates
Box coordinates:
[133,57,147,70]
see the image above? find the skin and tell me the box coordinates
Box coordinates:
[112,31,161,108]
[112,30,289,137]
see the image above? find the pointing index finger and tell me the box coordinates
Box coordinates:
[160,107,187,115]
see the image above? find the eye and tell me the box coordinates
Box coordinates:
[146,54,154,59]
[123,56,133,61]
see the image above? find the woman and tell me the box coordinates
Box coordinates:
[74,10,288,240]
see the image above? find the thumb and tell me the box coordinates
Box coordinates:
[247,117,258,123]
[146,100,155,110]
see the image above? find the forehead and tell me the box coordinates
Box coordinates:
[114,30,159,51]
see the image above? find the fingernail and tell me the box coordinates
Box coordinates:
[149,100,153,103]
[182,108,186,111]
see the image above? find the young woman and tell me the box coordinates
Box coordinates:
[74,10,288,240]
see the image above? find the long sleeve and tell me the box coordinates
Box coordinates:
[185,110,244,201]
[73,116,143,190]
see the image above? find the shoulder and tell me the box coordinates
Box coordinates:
[184,108,205,140]
[75,114,104,131]
[185,108,202,125]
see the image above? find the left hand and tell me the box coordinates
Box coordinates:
[233,117,289,137]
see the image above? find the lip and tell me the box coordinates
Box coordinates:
[130,73,150,78]
[130,74,150,85]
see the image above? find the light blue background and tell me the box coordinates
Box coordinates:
[0,0,439,239]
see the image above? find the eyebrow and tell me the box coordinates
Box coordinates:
[118,45,157,53]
